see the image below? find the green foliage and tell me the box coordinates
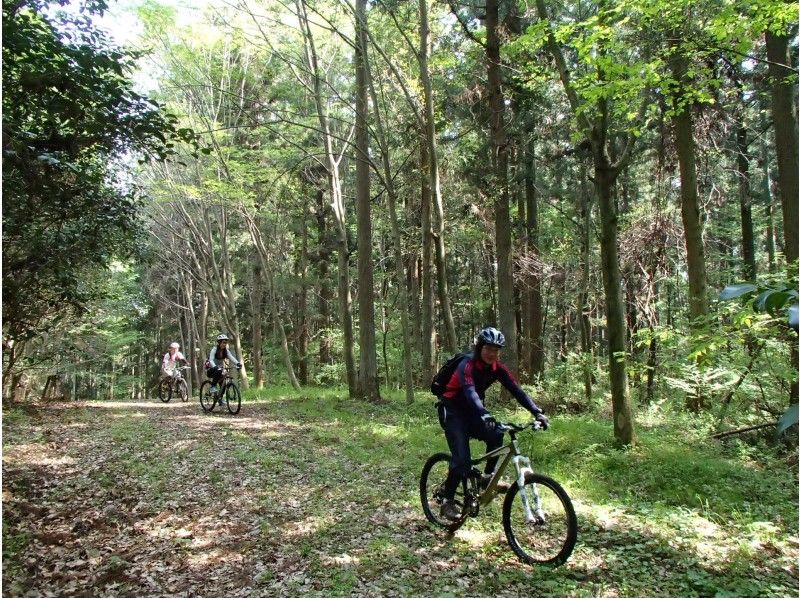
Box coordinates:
[720,279,799,330]
[1,0,204,347]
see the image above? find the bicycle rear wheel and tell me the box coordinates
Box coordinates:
[176,379,189,403]
[158,379,172,403]
[225,382,241,414]
[502,472,577,566]
[419,453,468,532]
[199,380,215,412]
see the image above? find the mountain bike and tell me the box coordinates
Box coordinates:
[420,420,577,566]
[199,368,241,415]
[158,366,190,403]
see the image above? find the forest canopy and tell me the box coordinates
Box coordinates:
[2,0,797,446]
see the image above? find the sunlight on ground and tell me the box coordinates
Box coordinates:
[454,527,499,548]
[135,509,255,569]
[3,444,77,467]
[577,501,625,529]
[321,553,361,567]
[576,497,798,576]
[285,514,325,538]
[107,412,146,419]
[174,414,289,439]
[73,401,171,409]
[173,438,197,451]
[368,423,405,439]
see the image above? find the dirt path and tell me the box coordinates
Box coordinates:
[3,399,481,597]
[4,401,275,596]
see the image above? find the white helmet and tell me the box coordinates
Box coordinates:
[169,342,180,349]
[216,334,229,342]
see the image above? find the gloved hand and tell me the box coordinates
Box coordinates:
[534,411,549,430]
[236,363,243,370]
[481,413,497,433]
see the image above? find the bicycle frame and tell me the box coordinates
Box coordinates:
[470,426,543,523]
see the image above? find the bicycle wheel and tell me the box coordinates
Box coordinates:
[199,380,215,413]
[225,382,241,414]
[176,379,189,403]
[158,379,172,403]
[502,472,577,566]
[420,453,468,532]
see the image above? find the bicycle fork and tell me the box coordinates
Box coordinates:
[512,455,545,524]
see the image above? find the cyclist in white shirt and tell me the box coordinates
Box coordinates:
[162,342,187,381]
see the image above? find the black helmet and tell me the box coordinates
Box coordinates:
[477,327,505,348]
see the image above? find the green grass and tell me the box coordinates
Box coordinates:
[3,387,797,597]
[239,386,797,596]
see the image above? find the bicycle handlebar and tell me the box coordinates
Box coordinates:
[497,421,543,433]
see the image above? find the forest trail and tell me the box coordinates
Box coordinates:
[3,395,798,597]
[3,398,475,596]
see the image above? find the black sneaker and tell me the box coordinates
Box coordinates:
[481,473,510,493]
[439,499,461,521]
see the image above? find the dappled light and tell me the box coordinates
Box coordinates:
[3,0,798,594]
[3,393,796,595]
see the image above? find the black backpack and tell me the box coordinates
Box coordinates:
[430,352,470,397]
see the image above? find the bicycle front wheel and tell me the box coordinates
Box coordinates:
[199,381,215,412]
[225,383,241,414]
[420,453,468,532]
[158,379,172,403]
[502,472,577,566]
[176,379,189,403]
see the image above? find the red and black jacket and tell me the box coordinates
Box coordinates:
[441,356,542,417]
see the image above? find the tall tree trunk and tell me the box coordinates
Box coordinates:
[181,275,201,390]
[595,160,635,444]
[242,211,301,390]
[365,30,415,403]
[251,261,265,389]
[420,134,437,380]
[670,49,709,321]
[298,0,356,396]
[766,29,799,404]
[298,207,310,386]
[766,30,799,266]
[486,0,518,372]
[535,0,636,443]
[524,145,545,379]
[218,208,249,390]
[761,129,777,273]
[419,0,458,354]
[2,342,18,402]
[736,124,757,280]
[316,187,333,366]
[355,0,381,401]
[579,163,593,402]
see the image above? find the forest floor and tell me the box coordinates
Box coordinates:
[2,388,798,597]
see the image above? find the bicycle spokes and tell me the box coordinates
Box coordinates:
[502,474,577,566]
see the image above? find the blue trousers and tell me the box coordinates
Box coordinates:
[437,403,504,500]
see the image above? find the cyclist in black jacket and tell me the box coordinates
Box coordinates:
[437,327,549,520]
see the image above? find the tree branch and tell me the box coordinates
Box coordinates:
[446,1,486,49]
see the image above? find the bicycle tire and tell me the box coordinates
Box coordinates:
[176,379,189,403]
[225,382,241,414]
[158,379,172,403]
[199,380,215,413]
[420,453,469,532]
[502,472,577,566]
